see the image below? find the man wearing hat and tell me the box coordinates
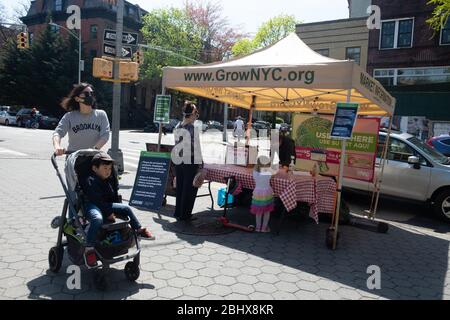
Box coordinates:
[81,152,155,266]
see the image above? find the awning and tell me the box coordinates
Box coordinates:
[162,33,396,116]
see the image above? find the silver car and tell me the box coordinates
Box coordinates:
[344,130,450,221]
[0,111,17,126]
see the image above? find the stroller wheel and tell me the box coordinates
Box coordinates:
[48,246,63,273]
[124,261,140,282]
[93,271,108,291]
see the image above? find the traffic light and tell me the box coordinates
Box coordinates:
[133,50,143,64]
[93,58,113,79]
[17,32,29,49]
[119,61,139,81]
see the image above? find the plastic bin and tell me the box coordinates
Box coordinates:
[217,188,234,207]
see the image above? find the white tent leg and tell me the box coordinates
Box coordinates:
[371,115,393,219]
[332,89,352,250]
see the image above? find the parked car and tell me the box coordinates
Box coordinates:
[226,120,235,129]
[16,108,34,127]
[427,135,450,156]
[251,120,271,136]
[0,111,17,126]
[16,108,59,129]
[203,120,223,132]
[343,130,450,221]
[0,106,11,112]
[163,119,180,133]
[37,111,59,129]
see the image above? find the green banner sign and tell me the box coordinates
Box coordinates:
[154,95,171,124]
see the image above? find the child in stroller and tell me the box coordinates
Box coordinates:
[49,149,153,289]
[81,152,155,266]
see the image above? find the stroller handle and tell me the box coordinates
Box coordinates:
[51,151,73,170]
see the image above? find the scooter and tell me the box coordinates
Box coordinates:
[215,176,255,232]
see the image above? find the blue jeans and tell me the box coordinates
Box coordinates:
[84,202,142,247]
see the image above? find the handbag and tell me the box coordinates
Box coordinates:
[193,168,207,188]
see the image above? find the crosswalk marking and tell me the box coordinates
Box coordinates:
[0,147,27,156]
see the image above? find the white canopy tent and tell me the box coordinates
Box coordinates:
[160,33,396,249]
[162,33,395,116]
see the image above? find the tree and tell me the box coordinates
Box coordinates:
[427,0,450,33]
[231,14,298,57]
[184,0,245,63]
[0,21,79,115]
[140,7,203,80]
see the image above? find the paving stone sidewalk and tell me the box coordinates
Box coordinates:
[1,157,450,300]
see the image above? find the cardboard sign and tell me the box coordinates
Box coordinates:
[129,151,171,211]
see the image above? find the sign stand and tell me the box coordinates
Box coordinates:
[329,90,358,250]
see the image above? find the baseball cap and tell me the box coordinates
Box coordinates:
[92,152,114,163]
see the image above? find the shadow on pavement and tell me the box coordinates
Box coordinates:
[157,201,449,300]
[26,260,155,300]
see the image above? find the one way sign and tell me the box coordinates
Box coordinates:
[103,43,133,58]
[104,29,138,45]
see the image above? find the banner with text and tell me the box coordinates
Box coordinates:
[292,114,380,182]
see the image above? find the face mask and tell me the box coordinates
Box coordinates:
[81,95,96,106]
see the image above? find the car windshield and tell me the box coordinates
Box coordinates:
[8,112,16,116]
[407,136,449,164]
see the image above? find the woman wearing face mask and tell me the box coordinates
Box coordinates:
[53,83,110,155]
[173,101,203,221]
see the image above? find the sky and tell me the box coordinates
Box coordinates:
[0,0,350,34]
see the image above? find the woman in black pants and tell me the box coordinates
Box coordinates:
[173,101,203,221]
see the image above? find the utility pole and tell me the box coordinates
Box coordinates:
[108,0,124,174]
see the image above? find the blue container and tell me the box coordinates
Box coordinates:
[217,188,234,207]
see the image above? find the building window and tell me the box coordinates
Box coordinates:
[54,0,62,11]
[374,66,450,86]
[380,18,414,49]
[441,19,450,45]
[315,49,329,57]
[346,47,361,65]
[90,25,98,39]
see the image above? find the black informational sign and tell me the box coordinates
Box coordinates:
[130,151,171,211]
[330,102,359,140]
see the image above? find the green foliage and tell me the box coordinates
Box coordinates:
[140,8,203,79]
[231,38,255,57]
[231,14,298,57]
[253,14,297,48]
[0,23,78,115]
[427,0,450,33]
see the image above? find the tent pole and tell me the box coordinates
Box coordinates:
[246,96,256,145]
[157,87,166,152]
[332,89,352,250]
[223,103,228,143]
[371,115,393,219]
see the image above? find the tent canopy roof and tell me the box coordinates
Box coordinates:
[162,33,395,116]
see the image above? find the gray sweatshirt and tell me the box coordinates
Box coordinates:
[53,110,110,151]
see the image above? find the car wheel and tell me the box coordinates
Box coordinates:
[4,119,8,126]
[433,189,450,221]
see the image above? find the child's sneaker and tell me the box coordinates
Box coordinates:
[84,247,98,267]
[137,228,156,240]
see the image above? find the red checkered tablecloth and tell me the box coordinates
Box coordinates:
[204,164,337,224]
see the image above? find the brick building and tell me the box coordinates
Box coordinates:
[368,0,450,137]
[20,0,154,127]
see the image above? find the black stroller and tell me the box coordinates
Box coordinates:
[49,150,141,290]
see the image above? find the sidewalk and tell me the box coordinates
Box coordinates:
[0,156,449,300]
